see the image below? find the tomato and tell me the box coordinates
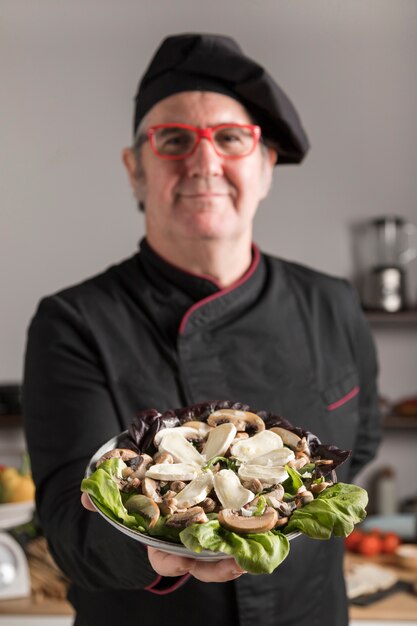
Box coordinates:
[345,529,364,552]
[381,532,401,554]
[357,534,383,557]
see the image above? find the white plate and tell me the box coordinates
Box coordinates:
[85,432,300,561]
[0,501,35,530]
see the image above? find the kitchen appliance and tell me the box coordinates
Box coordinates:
[359,216,417,312]
[0,532,30,600]
[0,502,33,600]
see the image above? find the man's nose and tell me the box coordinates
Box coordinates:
[184,137,223,177]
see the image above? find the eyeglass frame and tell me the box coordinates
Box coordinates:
[135,123,262,160]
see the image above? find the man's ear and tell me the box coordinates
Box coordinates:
[121,147,146,203]
[122,148,139,186]
[259,147,277,200]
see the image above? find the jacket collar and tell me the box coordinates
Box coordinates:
[138,237,266,337]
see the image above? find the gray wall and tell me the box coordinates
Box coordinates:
[1,1,417,501]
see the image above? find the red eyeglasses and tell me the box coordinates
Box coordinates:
[142,123,261,160]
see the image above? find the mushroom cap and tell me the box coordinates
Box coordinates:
[165,506,208,528]
[269,427,308,452]
[207,409,265,433]
[96,448,138,467]
[142,477,162,503]
[218,507,278,533]
[125,494,160,528]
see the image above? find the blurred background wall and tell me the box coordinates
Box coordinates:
[1,0,416,504]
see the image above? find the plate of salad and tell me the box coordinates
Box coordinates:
[82,400,368,575]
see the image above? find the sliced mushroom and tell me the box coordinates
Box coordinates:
[231,432,250,446]
[141,477,162,503]
[269,428,310,454]
[159,431,205,466]
[175,470,214,508]
[96,448,138,468]
[154,427,202,447]
[125,494,160,528]
[169,480,187,492]
[238,464,288,486]
[119,476,142,492]
[240,477,264,493]
[273,501,293,518]
[311,481,333,495]
[213,469,255,510]
[264,485,285,507]
[153,452,174,464]
[250,446,295,467]
[218,507,278,533]
[145,463,201,482]
[165,506,208,528]
[207,409,265,434]
[295,489,314,508]
[202,423,237,460]
[122,454,154,479]
[200,497,216,513]
[230,430,284,463]
[287,456,309,470]
[159,497,178,516]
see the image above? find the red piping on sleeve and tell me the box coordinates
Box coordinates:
[327,386,360,411]
[145,573,191,595]
[179,244,260,335]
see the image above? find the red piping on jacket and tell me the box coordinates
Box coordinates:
[178,244,261,335]
[327,386,360,411]
[145,573,191,595]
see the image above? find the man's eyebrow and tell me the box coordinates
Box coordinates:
[157,126,188,136]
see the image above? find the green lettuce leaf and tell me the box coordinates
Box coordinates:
[81,458,145,529]
[284,483,368,539]
[282,464,303,494]
[180,520,290,574]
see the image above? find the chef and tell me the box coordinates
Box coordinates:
[23,33,381,626]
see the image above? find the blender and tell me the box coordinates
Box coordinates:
[359,216,417,312]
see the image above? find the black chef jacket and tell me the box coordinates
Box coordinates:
[23,239,381,626]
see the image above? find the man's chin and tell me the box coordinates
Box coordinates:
[181,213,234,240]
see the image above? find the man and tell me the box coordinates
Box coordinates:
[24,34,381,626]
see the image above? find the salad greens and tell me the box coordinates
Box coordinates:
[180,520,290,574]
[284,482,368,539]
[81,455,368,575]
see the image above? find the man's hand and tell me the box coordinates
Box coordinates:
[147,547,246,582]
[81,493,247,582]
[81,492,96,511]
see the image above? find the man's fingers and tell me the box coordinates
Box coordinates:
[147,547,246,582]
[189,558,247,583]
[81,492,97,511]
[147,547,193,576]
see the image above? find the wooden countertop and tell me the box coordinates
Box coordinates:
[346,552,417,622]
[1,551,416,619]
[0,596,73,616]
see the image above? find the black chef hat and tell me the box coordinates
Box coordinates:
[133,33,310,165]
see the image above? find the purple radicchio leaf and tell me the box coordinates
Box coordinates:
[125,400,352,473]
